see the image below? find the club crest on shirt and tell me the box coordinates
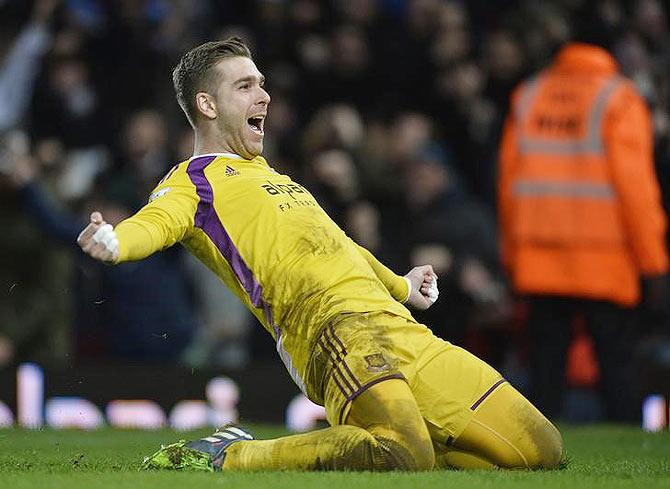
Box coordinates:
[364,353,390,372]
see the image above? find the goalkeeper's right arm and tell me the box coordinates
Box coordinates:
[78,172,198,264]
[77,211,119,264]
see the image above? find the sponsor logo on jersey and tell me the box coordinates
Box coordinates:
[148,187,171,202]
[261,180,308,200]
[225,165,240,176]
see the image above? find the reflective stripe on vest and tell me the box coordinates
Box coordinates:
[512,180,615,199]
[516,75,623,156]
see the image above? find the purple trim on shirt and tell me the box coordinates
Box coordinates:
[186,155,277,333]
[328,323,348,355]
[264,302,280,337]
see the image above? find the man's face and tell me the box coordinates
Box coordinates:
[206,56,270,159]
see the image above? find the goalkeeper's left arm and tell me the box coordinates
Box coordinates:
[354,243,439,310]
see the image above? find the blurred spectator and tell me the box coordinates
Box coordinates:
[481,29,526,113]
[343,199,404,275]
[306,149,360,221]
[498,7,669,422]
[344,201,381,253]
[0,0,59,132]
[302,104,365,158]
[31,54,104,147]
[181,254,253,370]
[361,111,433,202]
[5,146,196,363]
[106,109,173,209]
[0,131,71,369]
[401,143,508,346]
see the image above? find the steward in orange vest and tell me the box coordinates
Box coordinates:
[498,40,669,422]
[499,43,668,306]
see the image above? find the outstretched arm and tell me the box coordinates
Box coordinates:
[355,243,439,310]
[77,172,198,264]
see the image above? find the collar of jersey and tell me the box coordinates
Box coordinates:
[190,152,244,160]
[189,152,270,169]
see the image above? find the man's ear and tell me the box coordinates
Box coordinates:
[195,92,217,120]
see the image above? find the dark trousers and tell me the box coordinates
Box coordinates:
[527,295,636,422]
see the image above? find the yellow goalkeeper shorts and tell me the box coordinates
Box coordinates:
[304,311,504,442]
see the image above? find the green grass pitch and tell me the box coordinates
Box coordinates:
[0,425,668,489]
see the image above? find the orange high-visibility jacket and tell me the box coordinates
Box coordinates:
[498,43,668,306]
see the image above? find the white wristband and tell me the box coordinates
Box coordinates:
[402,277,412,303]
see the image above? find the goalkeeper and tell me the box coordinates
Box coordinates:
[78,37,562,471]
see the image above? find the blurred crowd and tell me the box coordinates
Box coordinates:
[1,0,669,417]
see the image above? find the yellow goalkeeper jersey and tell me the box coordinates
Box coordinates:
[113,153,412,392]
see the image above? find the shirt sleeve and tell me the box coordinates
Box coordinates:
[114,168,198,263]
[355,243,410,302]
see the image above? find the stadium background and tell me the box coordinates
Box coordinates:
[0,0,669,429]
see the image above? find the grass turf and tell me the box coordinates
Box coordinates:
[0,425,668,488]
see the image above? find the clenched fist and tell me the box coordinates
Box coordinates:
[404,265,439,310]
[77,212,119,264]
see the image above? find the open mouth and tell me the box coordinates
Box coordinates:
[247,115,265,135]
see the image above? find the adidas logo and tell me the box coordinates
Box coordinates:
[225,165,240,177]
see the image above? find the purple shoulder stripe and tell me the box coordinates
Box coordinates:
[186,155,278,334]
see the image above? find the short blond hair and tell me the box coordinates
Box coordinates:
[172,37,252,126]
